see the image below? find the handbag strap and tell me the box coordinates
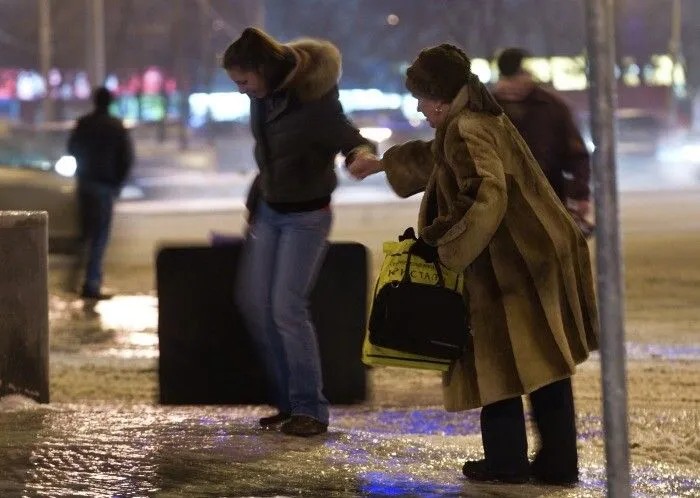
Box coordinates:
[402,251,446,288]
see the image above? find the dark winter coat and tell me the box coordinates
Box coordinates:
[492,79,590,202]
[68,109,134,191]
[247,38,375,211]
[382,84,599,411]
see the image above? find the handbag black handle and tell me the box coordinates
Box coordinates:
[399,227,417,241]
[402,251,446,288]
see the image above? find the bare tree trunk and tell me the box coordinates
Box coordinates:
[38,0,53,123]
[85,0,106,87]
[174,0,189,150]
[108,0,134,71]
[197,0,215,145]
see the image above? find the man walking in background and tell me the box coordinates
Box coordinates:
[67,87,134,299]
[493,48,592,231]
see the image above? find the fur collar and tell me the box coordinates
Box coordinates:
[432,80,502,153]
[277,38,342,102]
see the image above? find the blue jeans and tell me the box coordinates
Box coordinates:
[76,183,115,293]
[236,201,332,424]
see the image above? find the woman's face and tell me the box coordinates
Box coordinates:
[416,96,449,128]
[227,67,267,98]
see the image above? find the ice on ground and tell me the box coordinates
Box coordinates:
[0,395,40,412]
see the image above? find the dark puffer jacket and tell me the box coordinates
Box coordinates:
[246,38,375,213]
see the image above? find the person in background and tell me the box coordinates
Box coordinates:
[493,47,592,231]
[67,86,134,300]
[349,44,599,485]
[222,27,376,437]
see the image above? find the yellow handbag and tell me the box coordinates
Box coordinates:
[361,228,468,371]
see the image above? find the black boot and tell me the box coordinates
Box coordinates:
[464,397,529,484]
[281,415,328,437]
[462,459,528,484]
[530,456,579,486]
[529,378,579,485]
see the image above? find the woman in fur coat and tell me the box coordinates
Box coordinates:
[222,27,376,438]
[349,44,599,485]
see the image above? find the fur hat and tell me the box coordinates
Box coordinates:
[406,44,472,102]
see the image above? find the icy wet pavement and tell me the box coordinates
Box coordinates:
[1,402,699,497]
[0,292,696,496]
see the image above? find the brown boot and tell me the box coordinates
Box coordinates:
[258,411,291,429]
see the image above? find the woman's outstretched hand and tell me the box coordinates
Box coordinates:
[347,155,383,180]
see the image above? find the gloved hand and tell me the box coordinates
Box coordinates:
[409,237,439,263]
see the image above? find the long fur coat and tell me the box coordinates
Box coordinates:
[382,85,600,410]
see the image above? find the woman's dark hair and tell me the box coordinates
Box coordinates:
[221,27,296,91]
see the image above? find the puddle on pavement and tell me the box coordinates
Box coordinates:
[624,342,700,361]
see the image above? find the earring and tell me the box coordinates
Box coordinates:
[433,106,443,113]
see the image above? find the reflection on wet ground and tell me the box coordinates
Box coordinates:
[1,403,698,497]
[50,294,159,359]
[48,293,700,363]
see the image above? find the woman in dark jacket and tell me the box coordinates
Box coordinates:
[222,27,376,437]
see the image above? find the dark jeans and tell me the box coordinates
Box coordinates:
[235,201,332,424]
[480,377,578,476]
[75,184,115,293]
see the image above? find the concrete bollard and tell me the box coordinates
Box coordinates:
[0,211,49,403]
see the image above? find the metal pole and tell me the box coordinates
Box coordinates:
[86,0,106,87]
[38,0,53,123]
[584,0,631,496]
[669,0,682,126]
